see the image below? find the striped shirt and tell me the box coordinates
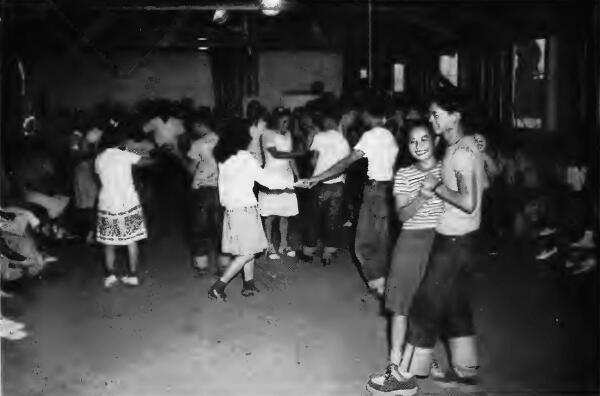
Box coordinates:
[393,163,444,230]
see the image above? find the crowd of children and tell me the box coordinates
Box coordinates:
[0,81,596,396]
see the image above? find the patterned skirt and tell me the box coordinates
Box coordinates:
[222,205,268,256]
[96,205,147,246]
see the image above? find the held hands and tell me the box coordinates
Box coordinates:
[422,173,440,190]
[419,186,435,199]
[419,173,441,199]
[294,178,319,189]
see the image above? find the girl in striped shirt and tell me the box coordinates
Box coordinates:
[368,122,445,390]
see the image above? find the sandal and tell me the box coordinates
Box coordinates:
[267,245,280,260]
[241,281,261,297]
[278,246,296,258]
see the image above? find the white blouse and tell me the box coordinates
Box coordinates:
[218,150,286,209]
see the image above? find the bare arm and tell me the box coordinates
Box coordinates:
[290,160,300,180]
[434,170,478,214]
[482,153,500,178]
[310,151,319,170]
[395,192,431,222]
[310,150,364,184]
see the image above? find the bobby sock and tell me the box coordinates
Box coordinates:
[214,279,227,291]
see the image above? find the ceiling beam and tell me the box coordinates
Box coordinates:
[93,3,259,11]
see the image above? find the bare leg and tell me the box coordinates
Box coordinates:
[279,217,289,249]
[390,315,407,365]
[217,254,231,269]
[193,255,209,270]
[302,246,318,256]
[242,257,255,281]
[126,242,139,275]
[323,246,338,259]
[220,255,254,284]
[264,216,275,251]
[104,245,116,275]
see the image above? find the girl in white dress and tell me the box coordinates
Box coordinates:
[209,119,287,301]
[258,108,299,259]
[95,131,154,288]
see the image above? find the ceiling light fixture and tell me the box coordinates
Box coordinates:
[213,9,229,24]
[197,46,209,51]
[197,37,208,41]
[260,0,281,16]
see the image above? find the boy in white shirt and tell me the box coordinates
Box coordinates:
[186,112,229,275]
[298,108,351,266]
[297,101,399,293]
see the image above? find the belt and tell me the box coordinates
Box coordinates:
[365,179,391,186]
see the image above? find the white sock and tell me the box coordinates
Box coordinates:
[397,368,414,378]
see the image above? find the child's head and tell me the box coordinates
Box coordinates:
[249,105,268,130]
[361,98,386,128]
[407,122,436,163]
[318,106,341,131]
[269,107,291,132]
[213,118,252,164]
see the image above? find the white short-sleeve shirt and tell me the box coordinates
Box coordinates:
[95,148,142,213]
[218,150,287,209]
[187,132,219,188]
[354,127,399,181]
[311,130,351,184]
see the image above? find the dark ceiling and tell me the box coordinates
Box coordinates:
[4,0,592,59]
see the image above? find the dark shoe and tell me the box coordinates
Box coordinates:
[0,238,27,262]
[366,364,419,396]
[321,256,332,267]
[0,211,16,221]
[241,281,260,297]
[432,371,480,386]
[208,281,227,302]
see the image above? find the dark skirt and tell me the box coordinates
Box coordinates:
[385,228,436,315]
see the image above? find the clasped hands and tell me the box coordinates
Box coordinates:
[419,173,440,199]
[295,173,442,194]
[294,178,319,189]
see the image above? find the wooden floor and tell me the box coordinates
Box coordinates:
[2,175,597,396]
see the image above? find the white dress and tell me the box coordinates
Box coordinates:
[258,130,299,217]
[95,148,147,245]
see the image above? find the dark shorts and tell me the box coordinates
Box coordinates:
[385,228,436,315]
[303,182,345,248]
[407,232,477,348]
[189,187,223,256]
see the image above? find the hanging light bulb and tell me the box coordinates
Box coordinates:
[260,0,281,16]
[213,9,229,24]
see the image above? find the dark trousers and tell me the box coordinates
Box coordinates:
[303,182,345,248]
[189,187,223,257]
[354,182,392,281]
[407,232,477,348]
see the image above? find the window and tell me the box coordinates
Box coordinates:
[439,53,458,86]
[512,37,547,129]
[359,67,368,80]
[393,63,405,92]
